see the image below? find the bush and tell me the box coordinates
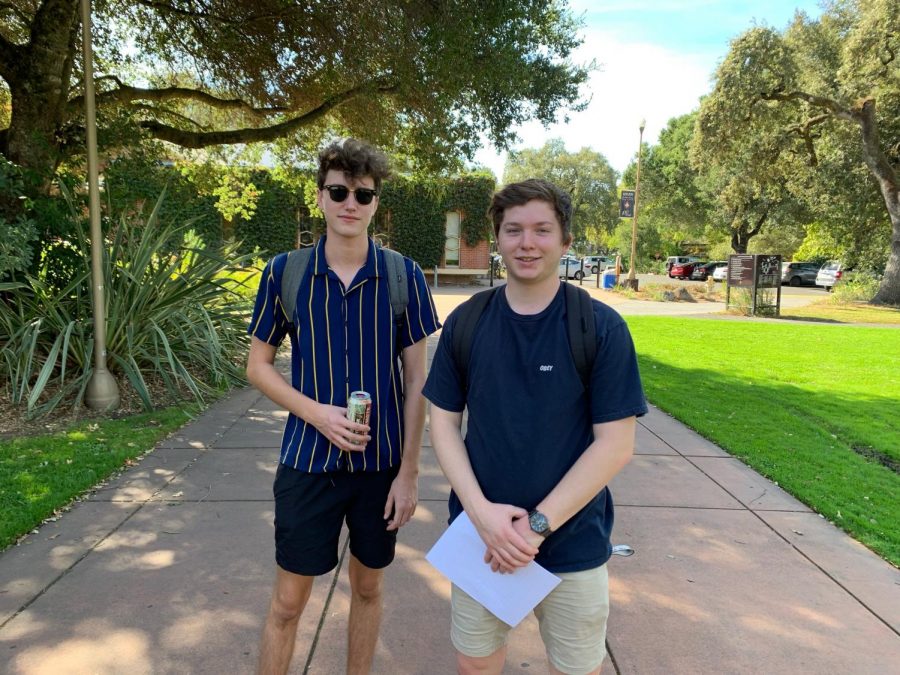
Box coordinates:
[0,158,38,276]
[830,274,882,304]
[0,190,255,418]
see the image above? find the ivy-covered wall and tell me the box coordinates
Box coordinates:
[104,153,221,247]
[375,177,446,269]
[234,170,303,255]
[444,174,495,247]
[373,173,495,269]
[104,155,494,266]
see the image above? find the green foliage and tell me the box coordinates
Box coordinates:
[504,139,619,249]
[0,189,254,418]
[693,1,899,302]
[625,114,712,258]
[368,173,495,268]
[0,158,38,275]
[5,0,590,187]
[830,274,882,304]
[376,178,446,269]
[444,174,495,247]
[104,148,223,248]
[233,170,306,256]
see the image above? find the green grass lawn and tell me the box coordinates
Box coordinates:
[625,316,900,566]
[0,407,196,550]
[781,300,900,325]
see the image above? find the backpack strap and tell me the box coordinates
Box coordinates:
[450,286,501,392]
[450,283,596,396]
[280,247,314,324]
[563,282,597,391]
[380,247,409,321]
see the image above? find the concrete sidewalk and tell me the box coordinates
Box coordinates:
[1,293,899,674]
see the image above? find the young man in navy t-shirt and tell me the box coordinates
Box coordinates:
[247,138,440,674]
[424,178,647,675]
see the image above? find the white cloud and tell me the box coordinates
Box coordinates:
[474,28,715,179]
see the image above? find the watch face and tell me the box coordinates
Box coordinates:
[528,510,550,536]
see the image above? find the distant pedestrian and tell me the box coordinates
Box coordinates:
[424,178,647,675]
[246,138,440,674]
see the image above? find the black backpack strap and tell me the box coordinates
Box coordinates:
[563,282,597,390]
[380,247,409,321]
[280,247,314,325]
[378,246,409,356]
[450,287,500,393]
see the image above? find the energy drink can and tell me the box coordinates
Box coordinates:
[346,391,372,428]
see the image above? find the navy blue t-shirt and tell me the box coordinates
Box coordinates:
[423,284,647,573]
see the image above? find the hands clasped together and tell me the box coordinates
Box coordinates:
[471,503,543,574]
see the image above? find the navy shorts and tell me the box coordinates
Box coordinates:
[273,463,399,576]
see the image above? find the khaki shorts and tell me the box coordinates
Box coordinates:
[451,564,610,675]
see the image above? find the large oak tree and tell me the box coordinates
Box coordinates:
[693,0,900,305]
[0,0,589,188]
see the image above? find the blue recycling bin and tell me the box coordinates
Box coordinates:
[602,270,617,289]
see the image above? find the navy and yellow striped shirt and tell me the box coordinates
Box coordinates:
[248,237,441,472]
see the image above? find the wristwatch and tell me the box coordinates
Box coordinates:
[527,510,553,538]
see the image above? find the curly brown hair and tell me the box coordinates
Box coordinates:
[316,138,392,192]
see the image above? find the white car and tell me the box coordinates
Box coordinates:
[815,261,851,291]
[558,256,586,280]
[583,255,615,274]
[712,263,729,282]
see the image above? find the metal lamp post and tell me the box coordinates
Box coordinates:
[625,119,646,291]
[81,0,119,410]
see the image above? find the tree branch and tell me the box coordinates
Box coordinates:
[139,81,397,149]
[857,99,898,196]
[132,103,207,130]
[131,0,243,25]
[762,89,859,124]
[785,113,830,166]
[0,28,23,74]
[0,1,32,27]
[130,0,306,27]
[67,75,290,116]
[748,208,768,238]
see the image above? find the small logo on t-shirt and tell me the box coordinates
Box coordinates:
[539,365,554,372]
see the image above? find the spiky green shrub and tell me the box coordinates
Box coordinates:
[0,192,255,417]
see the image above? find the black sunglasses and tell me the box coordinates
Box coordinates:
[323,184,378,205]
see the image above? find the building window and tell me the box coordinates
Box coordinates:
[444,212,461,267]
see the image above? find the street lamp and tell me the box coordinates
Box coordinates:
[81,0,119,410]
[625,119,646,291]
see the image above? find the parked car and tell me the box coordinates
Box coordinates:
[583,255,615,274]
[665,255,702,274]
[712,263,729,282]
[691,261,727,281]
[815,261,851,291]
[669,260,701,279]
[490,253,505,278]
[558,255,586,280]
[781,261,819,286]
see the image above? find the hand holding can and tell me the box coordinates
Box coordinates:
[344,391,371,451]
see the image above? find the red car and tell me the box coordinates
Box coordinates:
[669,261,700,279]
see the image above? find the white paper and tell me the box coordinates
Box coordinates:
[426,511,561,626]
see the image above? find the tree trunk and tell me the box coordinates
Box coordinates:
[2,0,79,193]
[731,211,767,254]
[856,101,900,306]
[871,195,900,306]
[731,227,748,254]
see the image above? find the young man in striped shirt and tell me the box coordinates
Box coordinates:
[246,138,440,674]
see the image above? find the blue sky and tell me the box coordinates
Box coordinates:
[474,0,825,178]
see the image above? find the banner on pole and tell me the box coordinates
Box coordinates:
[619,190,635,218]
